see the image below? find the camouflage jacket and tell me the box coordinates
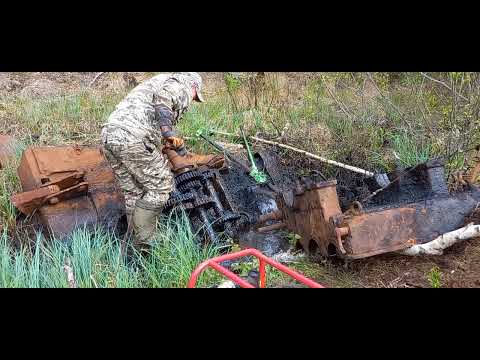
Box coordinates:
[103,73,193,140]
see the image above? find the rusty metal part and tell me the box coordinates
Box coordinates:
[12,171,88,215]
[0,135,18,169]
[258,210,283,224]
[163,168,246,245]
[11,185,61,215]
[13,146,125,240]
[11,180,89,215]
[256,160,480,259]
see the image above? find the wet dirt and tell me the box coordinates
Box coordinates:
[343,233,480,288]
[219,148,292,256]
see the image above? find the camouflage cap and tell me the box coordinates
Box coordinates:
[173,72,204,102]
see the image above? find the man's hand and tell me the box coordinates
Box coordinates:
[165,136,185,150]
[161,127,185,154]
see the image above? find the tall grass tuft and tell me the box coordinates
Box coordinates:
[0,212,222,288]
[138,212,222,288]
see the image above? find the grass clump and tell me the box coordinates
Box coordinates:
[0,212,223,288]
[139,212,223,288]
[427,266,443,288]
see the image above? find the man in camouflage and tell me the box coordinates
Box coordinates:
[101,72,219,249]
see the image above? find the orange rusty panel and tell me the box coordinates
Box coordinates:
[315,185,342,221]
[15,145,126,240]
[344,207,417,258]
[18,148,43,190]
[282,181,343,256]
[31,146,105,175]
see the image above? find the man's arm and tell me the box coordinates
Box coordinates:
[153,80,191,154]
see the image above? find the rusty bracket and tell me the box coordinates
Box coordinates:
[39,171,85,189]
[11,171,88,215]
[12,182,89,215]
[44,182,89,206]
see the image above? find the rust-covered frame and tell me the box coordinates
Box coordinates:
[257,161,480,260]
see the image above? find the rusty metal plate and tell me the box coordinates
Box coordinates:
[344,208,417,259]
[39,198,99,240]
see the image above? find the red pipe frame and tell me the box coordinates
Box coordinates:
[188,248,325,288]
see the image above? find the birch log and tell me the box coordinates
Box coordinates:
[401,223,480,256]
[251,136,375,177]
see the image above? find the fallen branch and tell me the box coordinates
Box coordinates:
[324,83,355,120]
[89,72,106,87]
[420,72,469,101]
[401,223,480,256]
[251,136,375,177]
[63,258,77,288]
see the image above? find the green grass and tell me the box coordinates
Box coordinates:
[139,212,223,288]
[391,131,433,167]
[0,144,24,233]
[2,90,126,145]
[427,266,443,288]
[0,212,223,288]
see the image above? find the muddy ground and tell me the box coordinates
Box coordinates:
[1,72,480,288]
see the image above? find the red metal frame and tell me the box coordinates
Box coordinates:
[188,248,325,288]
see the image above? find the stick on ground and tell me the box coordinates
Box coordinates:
[251,136,375,177]
[401,223,480,256]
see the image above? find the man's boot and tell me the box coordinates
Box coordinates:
[164,148,224,173]
[132,199,162,251]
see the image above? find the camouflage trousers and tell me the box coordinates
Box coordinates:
[101,126,174,214]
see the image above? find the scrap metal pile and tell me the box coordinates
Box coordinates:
[163,167,248,244]
[254,159,480,259]
[4,132,480,261]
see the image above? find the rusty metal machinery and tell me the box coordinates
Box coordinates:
[11,143,245,245]
[161,147,248,245]
[12,146,126,240]
[10,138,480,258]
[163,168,248,245]
[255,159,480,259]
